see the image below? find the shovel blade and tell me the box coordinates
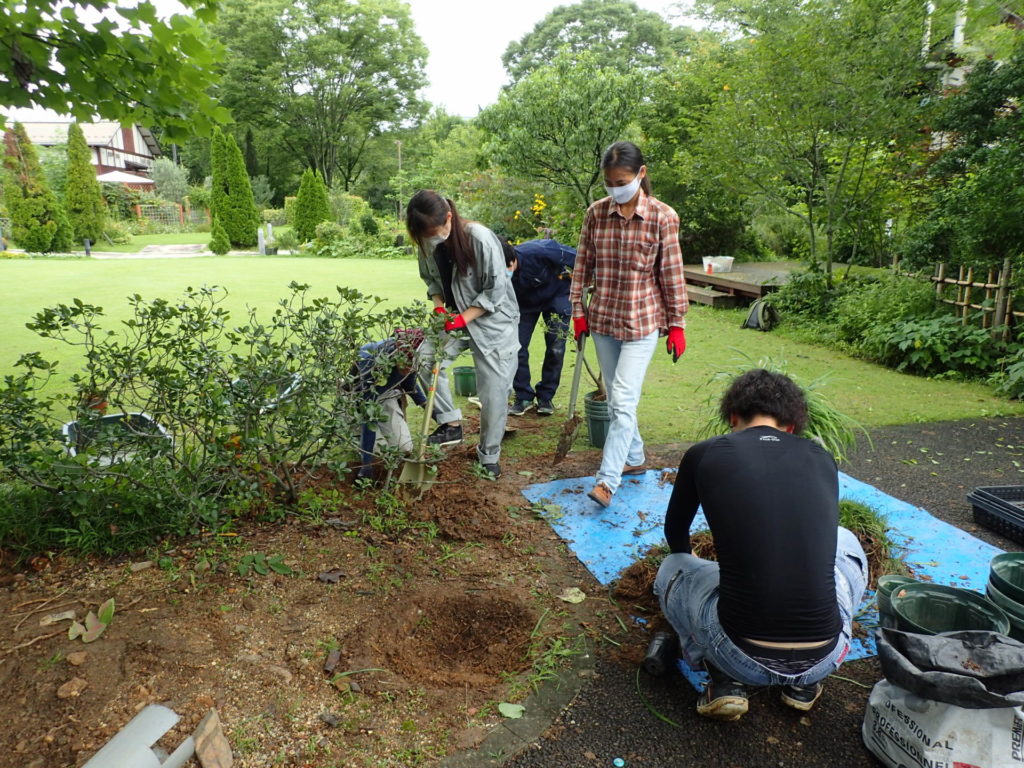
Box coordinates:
[397,458,437,498]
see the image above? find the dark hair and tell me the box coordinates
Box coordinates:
[718,369,808,434]
[406,190,475,276]
[501,239,516,267]
[601,141,651,195]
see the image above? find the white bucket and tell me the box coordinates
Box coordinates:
[701,256,735,273]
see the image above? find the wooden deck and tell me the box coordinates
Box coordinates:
[684,261,799,305]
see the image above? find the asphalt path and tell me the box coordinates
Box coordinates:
[497,416,1024,768]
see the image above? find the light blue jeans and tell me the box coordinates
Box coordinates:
[590,330,659,493]
[654,527,868,687]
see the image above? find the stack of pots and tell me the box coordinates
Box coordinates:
[985,553,1024,641]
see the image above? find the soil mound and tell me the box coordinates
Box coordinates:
[384,589,535,686]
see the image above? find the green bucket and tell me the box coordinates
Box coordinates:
[986,581,1024,641]
[891,582,1011,636]
[584,391,611,449]
[876,575,917,628]
[452,366,477,397]
[989,552,1024,604]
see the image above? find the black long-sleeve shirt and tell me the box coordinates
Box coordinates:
[664,426,842,643]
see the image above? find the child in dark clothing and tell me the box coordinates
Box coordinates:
[354,328,426,480]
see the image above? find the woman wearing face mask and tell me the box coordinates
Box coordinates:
[569,141,689,508]
[406,189,520,478]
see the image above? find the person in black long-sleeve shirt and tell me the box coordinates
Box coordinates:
[656,369,867,721]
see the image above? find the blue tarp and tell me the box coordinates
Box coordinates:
[522,469,1005,666]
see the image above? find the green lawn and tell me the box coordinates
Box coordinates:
[3,256,1021,447]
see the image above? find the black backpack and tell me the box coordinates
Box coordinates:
[741,298,779,331]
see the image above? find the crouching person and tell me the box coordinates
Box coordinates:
[355,328,427,481]
[655,369,867,720]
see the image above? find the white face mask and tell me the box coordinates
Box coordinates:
[425,233,447,248]
[506,268,514,277]
[605,173,642,205]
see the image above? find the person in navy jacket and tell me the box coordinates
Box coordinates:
[502,238,576,416]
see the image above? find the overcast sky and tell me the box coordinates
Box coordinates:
[8,0,701,123]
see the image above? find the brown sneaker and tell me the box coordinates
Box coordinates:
[622,463,649,476]
[587,482,613,508]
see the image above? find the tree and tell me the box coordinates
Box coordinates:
[243,128,259,178]
[691,0,938,278]
[150,158,190,205]
[2,122,71,252]
[900,39,1024,271]
[209,128,229,229]
[64,123,107,244]
[478,51,642,207]
[293,169,331,243]
[0,1,230,141]
[212,0,428,188]
[250,175,275,209]
[502,0,694,83]
[219,135,260,247]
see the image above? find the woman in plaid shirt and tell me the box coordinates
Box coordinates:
[569,141,689,508]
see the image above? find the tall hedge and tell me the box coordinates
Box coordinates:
[293,168,331,243]
[2,123,71,252]
[64,123,107,243]
[220,134,259,247]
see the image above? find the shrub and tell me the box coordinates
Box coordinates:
[274,229,299,252]
[0,285,430,559]
[2,122,68,252]
[150,157,190,205]
[359,213,380,236]
[102,220,132,245]
[314,220,344,244]
[764,269,835,322]
[101,182,142,220]
[992,347,1024,399]
[833,275,940,348]
[209,216,230,254]
[865,314,1004,377]
[250,175,274,208]
[219,134,259,247]
[185,184,211,212]
[284,196,297,225]
[328,190,371,227]
[262,208,287,225]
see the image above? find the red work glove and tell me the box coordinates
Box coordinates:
[433,306,449,315]
[666,326,686,362]
[573,316,589,341]
[444,314,467,332]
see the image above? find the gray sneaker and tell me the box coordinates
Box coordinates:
[536,399,554,415]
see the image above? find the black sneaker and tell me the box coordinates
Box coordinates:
[481,462,501,478]
[427,423,463,446]
[508,399,534,416]
[536,399,554,415]
[696,664,749,721]
[780,682,823,711]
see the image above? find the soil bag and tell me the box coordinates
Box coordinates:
[863,628,1024,768]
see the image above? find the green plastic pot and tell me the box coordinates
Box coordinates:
[584,391,610,449]
[890,582,1011,636]
[876,575,917,627]
[986,583,1024,641]
[989,553,1024,605]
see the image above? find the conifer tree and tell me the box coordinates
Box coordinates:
[2,122,70,252]
[221,133,259,247]
[209,214,230,254]
[64,122,107,243]
[209,127,228,228]
[293,168,331,243]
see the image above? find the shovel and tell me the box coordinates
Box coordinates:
[554,331,587,465]
[398,354,441,496]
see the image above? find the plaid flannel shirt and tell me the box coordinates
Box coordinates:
[569,191,689,341]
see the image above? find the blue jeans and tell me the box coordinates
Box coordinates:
[513,307,569,403]
[590,330,658,493]
[654,527,868,687]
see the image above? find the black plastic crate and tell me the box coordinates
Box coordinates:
[968,486,1024,545]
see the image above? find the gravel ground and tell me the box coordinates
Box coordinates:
[503,416,1024,768]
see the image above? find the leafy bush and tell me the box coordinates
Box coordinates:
[262,208,287,225]
[209,216,230,254]
[308,227,410,259]
[329,190,371,227]
[293,169,331,242]
[250,175,275,208]
[359,213,380,236]
[751,210,813,260]
[102,182,143,220]
[284,196,297,225]
[274,228,299,252]
[865,315,1004,377]
[314,220,344,245]
[764,269,836,321]
[185,184,211,212]
[65,123,107,243]
[992,346,1024,399]
[151,157,190,204]
[102,220,132,245]
[0,285,429,559]
[833,275,940,348]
